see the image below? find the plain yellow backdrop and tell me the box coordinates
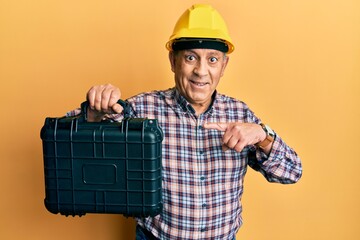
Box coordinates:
[0,0,359,239]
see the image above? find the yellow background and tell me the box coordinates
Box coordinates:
[1,0,359,239]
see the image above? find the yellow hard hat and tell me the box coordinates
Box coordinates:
[166,4,235,54]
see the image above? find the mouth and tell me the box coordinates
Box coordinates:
[190,80,209,87]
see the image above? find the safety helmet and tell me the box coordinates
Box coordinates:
[166,4,235,54]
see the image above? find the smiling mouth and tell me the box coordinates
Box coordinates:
[190,80,208,87]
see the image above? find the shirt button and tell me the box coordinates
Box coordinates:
[200,176,205,181]
[199,150,204,155]
[200,227,207,232]
[202,203,207,208]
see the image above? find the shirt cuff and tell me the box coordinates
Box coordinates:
[255,135,285,163]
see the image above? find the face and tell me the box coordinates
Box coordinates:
[169,48,229,114]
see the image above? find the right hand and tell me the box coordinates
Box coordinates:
[86,84,123,122]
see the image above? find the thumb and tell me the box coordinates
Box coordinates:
[203,122,229,132]
[111,103,124,114]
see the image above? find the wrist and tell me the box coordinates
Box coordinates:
[256,123,275,149]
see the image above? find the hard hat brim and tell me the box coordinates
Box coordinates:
[170,38,229,53]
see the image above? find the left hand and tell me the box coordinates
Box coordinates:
[203,122,266,152]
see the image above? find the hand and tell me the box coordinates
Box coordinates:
[203,122,266,152]
[86,84,123,122]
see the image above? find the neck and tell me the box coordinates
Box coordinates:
[191,102,210,116]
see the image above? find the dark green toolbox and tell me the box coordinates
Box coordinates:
[40,100,163,217]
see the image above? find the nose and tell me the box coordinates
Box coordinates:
[193,59,208,77]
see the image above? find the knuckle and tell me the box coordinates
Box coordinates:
[235,141,245,152]
[235,145,243,152]
[94,94,102,102]
[228,139,237,149]
[233,124,242,132]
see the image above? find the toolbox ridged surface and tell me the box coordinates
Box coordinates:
[41,114,163,217]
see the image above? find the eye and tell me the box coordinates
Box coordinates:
[209,57,218,63]
[185,55,196,61]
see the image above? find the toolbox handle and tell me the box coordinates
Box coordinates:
[80,99,131,121]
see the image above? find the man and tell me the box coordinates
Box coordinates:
[69,4,302,239]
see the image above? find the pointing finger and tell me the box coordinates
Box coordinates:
[203,122,229,132]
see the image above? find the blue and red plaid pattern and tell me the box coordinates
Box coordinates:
[67,88,302,239]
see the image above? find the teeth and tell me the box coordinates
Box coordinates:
[193,82,206,86]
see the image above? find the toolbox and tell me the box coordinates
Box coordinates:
[40,100,163,217]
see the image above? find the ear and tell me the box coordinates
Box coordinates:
[220,55,229,77]
[169,51,176,73]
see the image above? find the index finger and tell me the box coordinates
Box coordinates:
[203,122,229,132]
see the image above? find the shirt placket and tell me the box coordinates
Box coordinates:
[195,114,208,236]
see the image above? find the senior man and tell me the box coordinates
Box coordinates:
[68,4,302,240]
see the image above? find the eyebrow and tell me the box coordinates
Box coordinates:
[183,49,223,57]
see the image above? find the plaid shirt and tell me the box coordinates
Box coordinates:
[67,88,302,239]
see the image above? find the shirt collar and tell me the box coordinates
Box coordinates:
[173,87,217,116]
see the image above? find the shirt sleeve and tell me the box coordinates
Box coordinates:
[66,108,81,117]
[248,134,302,184]
[243,104,302,184]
